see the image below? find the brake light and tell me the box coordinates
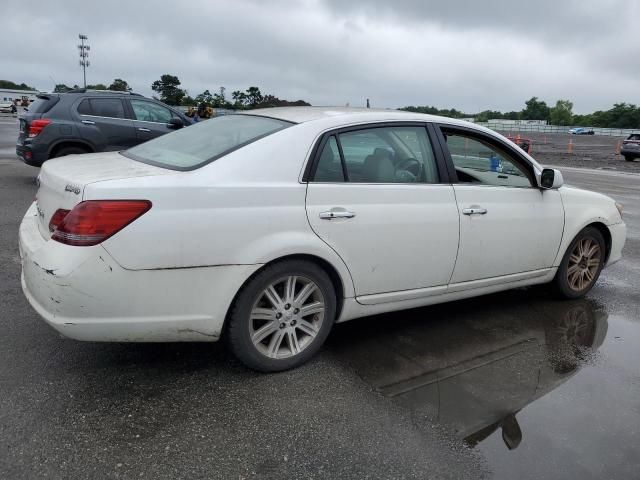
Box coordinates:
[49,209,70,233]
[51,200,151,246]
[28,119,52,138]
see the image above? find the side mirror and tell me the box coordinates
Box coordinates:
[539,168,564,189]
[167,117,184,130]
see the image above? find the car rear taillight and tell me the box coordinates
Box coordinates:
[28,119,52,137]
[49,209,70,233]
[51,200,151,246]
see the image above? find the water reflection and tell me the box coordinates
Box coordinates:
[330,291,607,451]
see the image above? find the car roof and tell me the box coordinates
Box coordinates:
[240,106,543,171]
[241,106,475,128]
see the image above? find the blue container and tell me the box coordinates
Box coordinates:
[490,154,500,172]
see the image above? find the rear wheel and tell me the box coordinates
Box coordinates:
[52,146,88,158]
[226,260,336,372]
[623,155,635,162]
[552,227,605,299]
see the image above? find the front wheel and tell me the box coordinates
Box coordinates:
[226,260,336,372]
[552,227,605,299]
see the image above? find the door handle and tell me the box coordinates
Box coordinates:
[319,210,356,220]
[81,120,95,125]
[462,207,488,215]
[138,127,151,132]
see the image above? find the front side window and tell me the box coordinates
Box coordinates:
[77,98,126,119]
[313,126,439,183]
[130,100,173,123]
[442,131,532,188]
[122,114,292,170]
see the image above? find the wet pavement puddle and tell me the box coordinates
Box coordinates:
[329,288,640,479]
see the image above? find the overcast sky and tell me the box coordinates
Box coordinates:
[2,0,637,113]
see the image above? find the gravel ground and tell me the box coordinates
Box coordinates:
[495,130,640,173]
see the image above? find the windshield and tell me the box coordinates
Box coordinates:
[122,114,293,170]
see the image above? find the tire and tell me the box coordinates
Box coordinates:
[623,155,634,162]
[52,146,88,158]
[552,227,606,299]
[226,259,337,372]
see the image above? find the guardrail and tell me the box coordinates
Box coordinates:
[475,122,640,138]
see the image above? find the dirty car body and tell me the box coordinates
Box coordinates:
[19,107,626,370]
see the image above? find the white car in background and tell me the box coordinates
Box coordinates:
[0,101,15,113]
[19,108,626,371]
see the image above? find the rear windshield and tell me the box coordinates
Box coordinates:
[27,96,59,114]
[627,134,640,141]
[122,115,293,170]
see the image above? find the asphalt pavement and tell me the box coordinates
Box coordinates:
[1,118,639,479]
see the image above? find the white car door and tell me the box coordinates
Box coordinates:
[437,126,564,284]
[305,124,460,299]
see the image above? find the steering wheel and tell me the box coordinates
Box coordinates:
[395,157,422,182]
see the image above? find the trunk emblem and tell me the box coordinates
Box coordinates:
[65,184,81,195]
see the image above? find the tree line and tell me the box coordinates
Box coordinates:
[0,80,37,91]
[44,74,310,110]
[150,74,310,109]
[5,76,639,128]
[402,96,640,129]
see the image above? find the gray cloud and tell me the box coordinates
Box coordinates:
[1,0,637,113]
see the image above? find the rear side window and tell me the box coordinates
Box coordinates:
[122,114,292,170]
[315,136,344,182]
[77,98,126,119]
[312,126,440,183]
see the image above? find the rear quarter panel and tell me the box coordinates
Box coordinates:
[86,125,356,297]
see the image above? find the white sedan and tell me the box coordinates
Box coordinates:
[19,108,626,371]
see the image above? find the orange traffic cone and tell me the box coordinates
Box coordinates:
[568,138,574,154]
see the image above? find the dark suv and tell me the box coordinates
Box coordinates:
[620,133,640,162]
[16,89,192,167]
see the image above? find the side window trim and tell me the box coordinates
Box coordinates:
[429,123,458,183]
[437,123,537,188]
[334,134,349,182]
[304,122,447,184]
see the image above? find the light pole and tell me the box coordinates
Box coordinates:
[78,34,90,88]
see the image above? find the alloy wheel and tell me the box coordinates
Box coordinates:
[249,275,325,359]
[567,238,601,292]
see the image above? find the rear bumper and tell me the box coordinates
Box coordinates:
[19,202,260,342]
[606,222,626,266]
[16,142,47,167]
[620,147,639,158]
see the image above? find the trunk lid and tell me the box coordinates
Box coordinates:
[35,151,172,239]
